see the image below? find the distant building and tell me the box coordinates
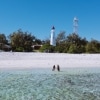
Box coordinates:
[31,45,42,50]
[50,26,56,46]
[0,43,11,51]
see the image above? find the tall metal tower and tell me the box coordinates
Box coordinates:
[73,17,78,34]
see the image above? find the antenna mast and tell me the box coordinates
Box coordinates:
[73,17,78,34]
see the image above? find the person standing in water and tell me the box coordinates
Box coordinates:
[52,65,56,71]
[57,65,60,71]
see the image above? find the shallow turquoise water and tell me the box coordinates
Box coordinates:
[0,68,100,100]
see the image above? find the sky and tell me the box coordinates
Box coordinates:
[0,0,100,41]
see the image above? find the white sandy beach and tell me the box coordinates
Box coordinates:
[0,52,100,69]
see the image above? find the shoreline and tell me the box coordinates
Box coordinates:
[0,52,100,69]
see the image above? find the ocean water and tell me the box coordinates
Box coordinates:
[0,68,100,100]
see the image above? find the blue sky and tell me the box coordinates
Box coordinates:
[0,0,100,41]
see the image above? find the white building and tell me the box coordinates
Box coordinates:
[50,26,56,46]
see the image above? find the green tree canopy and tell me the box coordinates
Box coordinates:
[56,31,66,44]
[9,29,35,52]
[0,33,8,50]
[0,33,8,44]
[66,33,87,53]
[86,39,100,53]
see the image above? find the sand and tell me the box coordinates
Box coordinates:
[0,52,100,69]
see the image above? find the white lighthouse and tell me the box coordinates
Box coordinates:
[50,26,56,46]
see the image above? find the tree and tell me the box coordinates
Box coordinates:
[39,43,55,53]
[0,34,8,50]
[0,34,7,44]
[66,33,81,45]
[54,31,67,53]
[68,44,78,53]
[66,33,87,53]
[9,29,35,52]
[42,39,50,45]
[55,44,67,53]
[86,39,100,53]
[34,39,42,45]
[56,31,66,44]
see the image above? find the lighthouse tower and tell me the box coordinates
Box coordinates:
[50,26,56,46]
